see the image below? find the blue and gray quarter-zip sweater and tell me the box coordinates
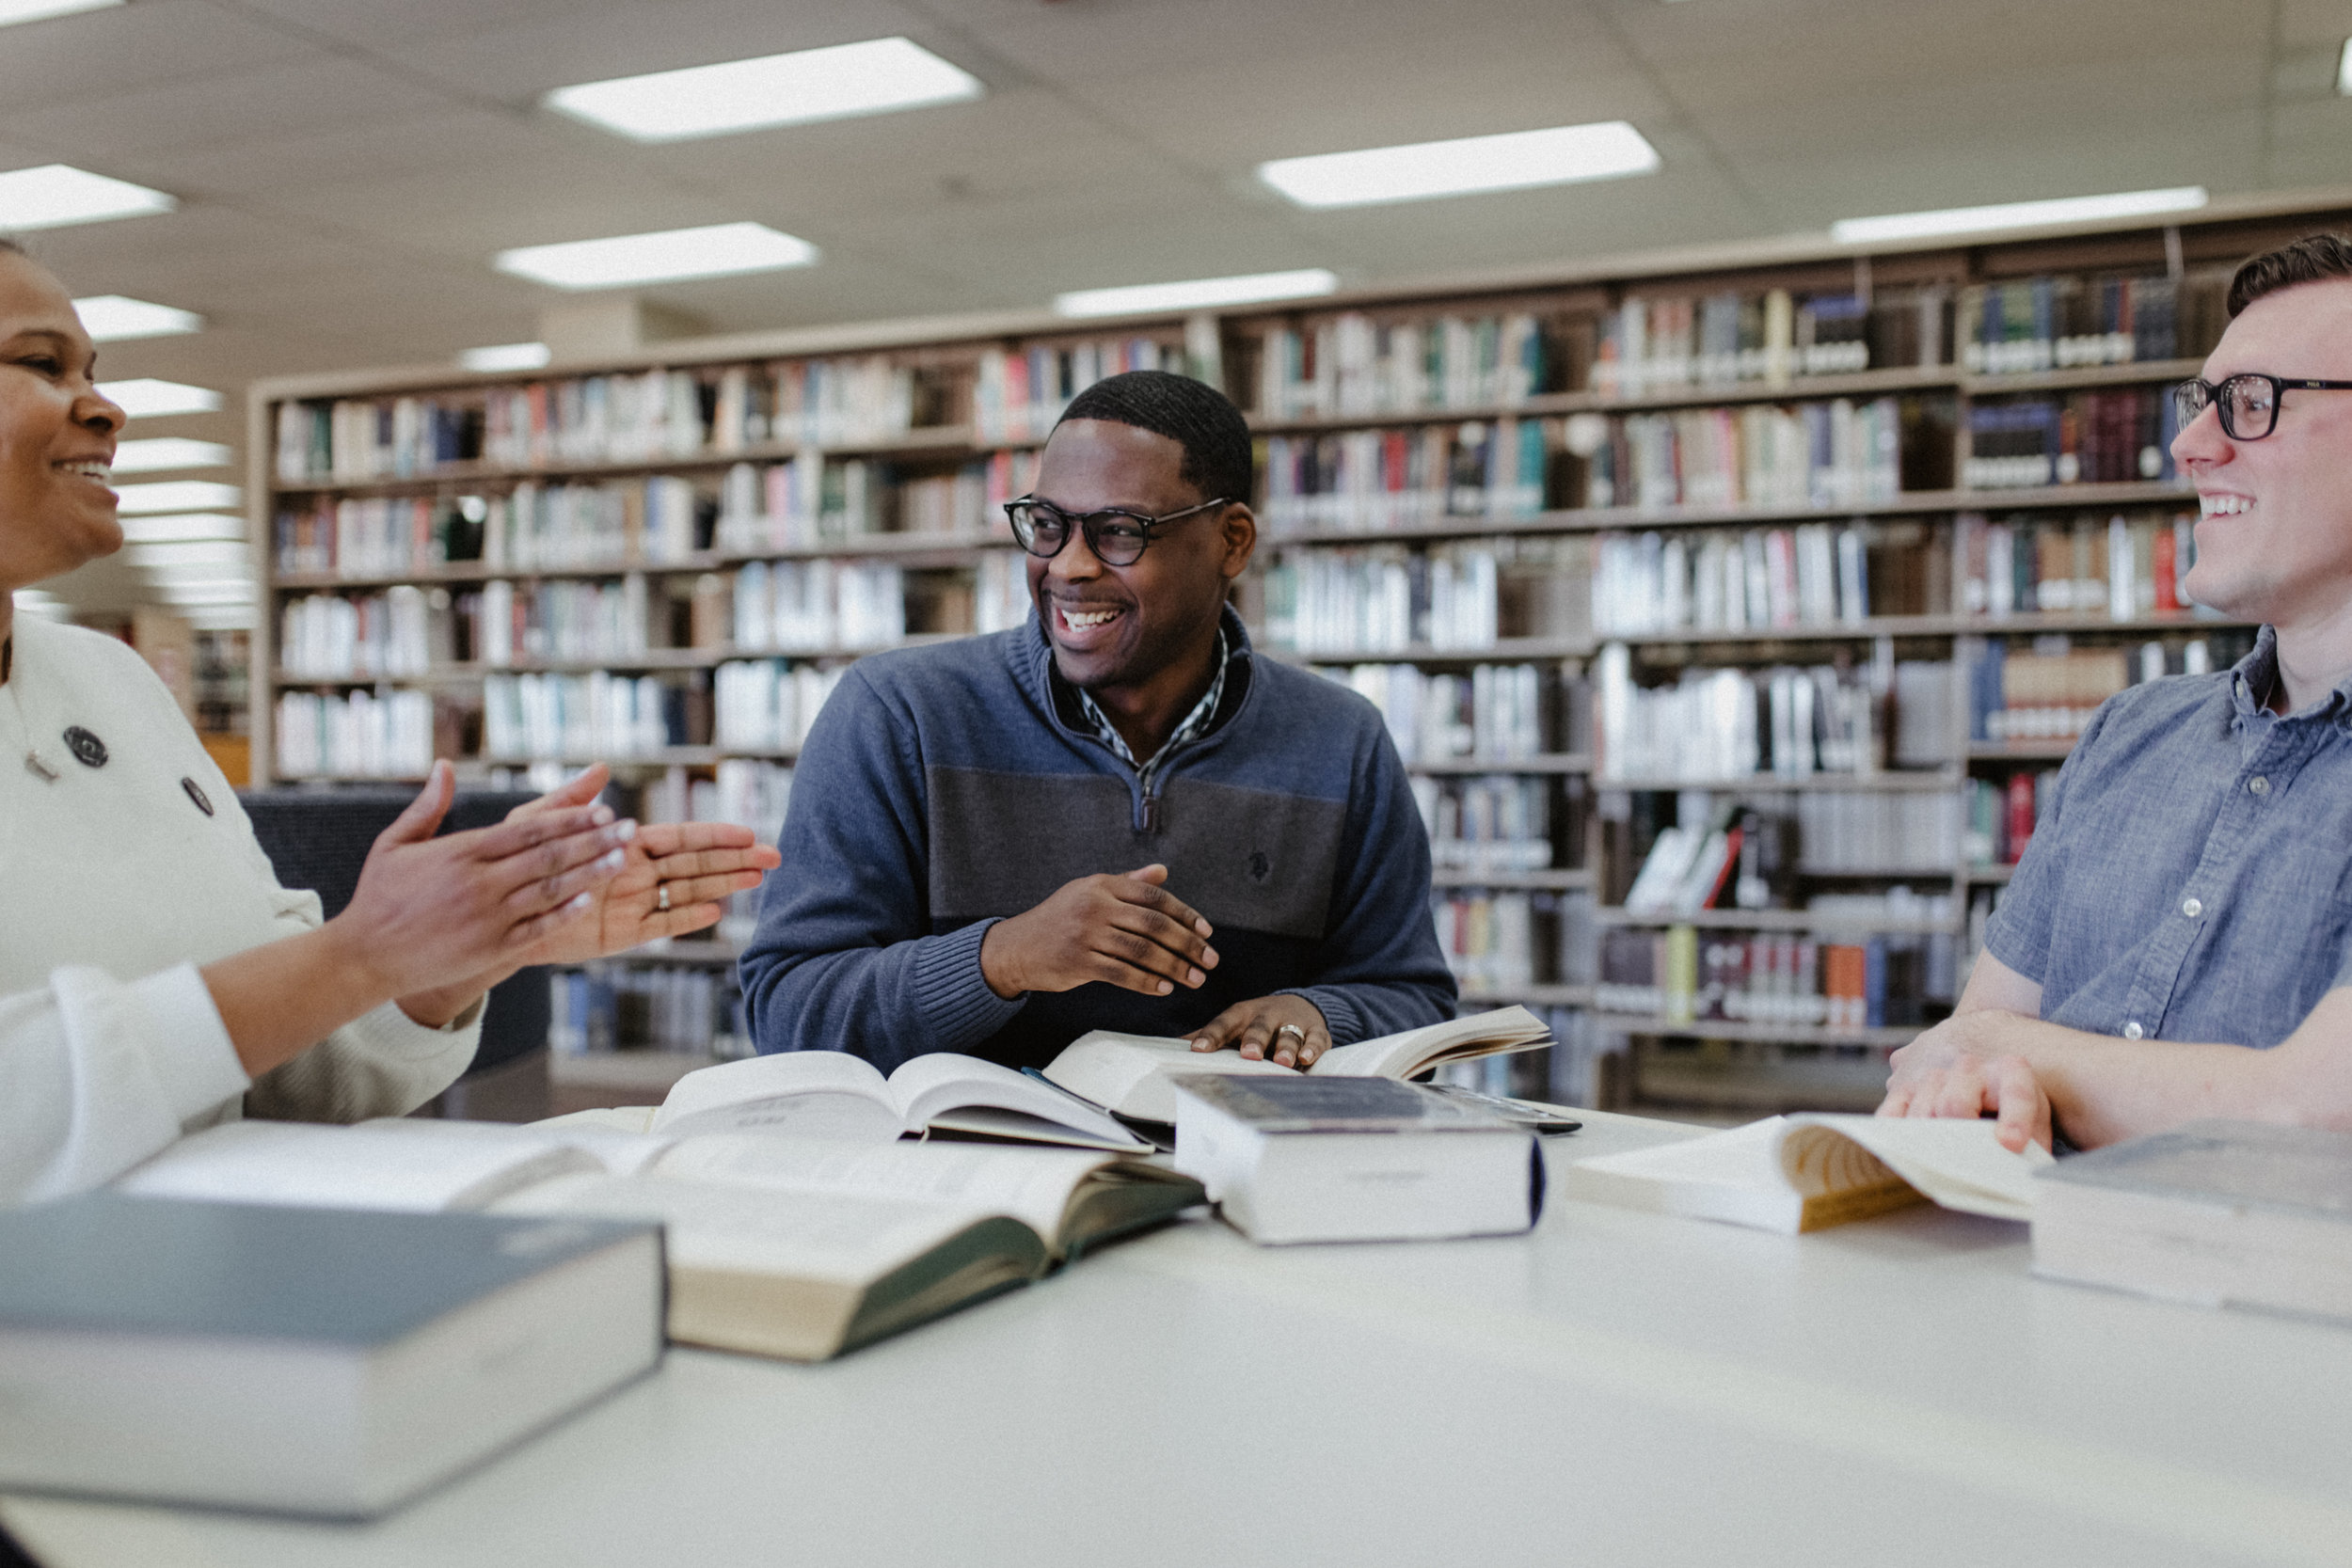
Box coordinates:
[739,605,1457,1071]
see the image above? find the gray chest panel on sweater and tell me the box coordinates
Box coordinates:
[926,766,1344,939]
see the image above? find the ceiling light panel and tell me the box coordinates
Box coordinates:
[0,0,121,29]
[1259,122,1661,210]
[120,512,245,544]
[1055,269,1340,318]
[115,481,241,515]
[100,379,222,418]
[547,37,982,144]
[2339,39,2351,95]
[1831,187,2209,245]
[494,223,818,291]
[0,164,174,230]
[73,294,202,342]
[459,342,551,372]
[111,438,232,474]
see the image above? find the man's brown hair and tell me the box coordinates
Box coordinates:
[2228,233,2352,318]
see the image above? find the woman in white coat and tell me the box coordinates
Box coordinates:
[0,240,780,1203]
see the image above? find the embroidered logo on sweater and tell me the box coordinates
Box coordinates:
[1248,850,1272,882]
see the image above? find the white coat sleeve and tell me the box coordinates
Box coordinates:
[0,963,251,1204]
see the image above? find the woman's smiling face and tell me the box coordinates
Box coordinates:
[0,248,126,596]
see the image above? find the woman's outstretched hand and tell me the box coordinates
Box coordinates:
[325,761,633,1016]
[501,765,782,965]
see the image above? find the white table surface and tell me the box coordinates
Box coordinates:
[8,1109,2352,1568]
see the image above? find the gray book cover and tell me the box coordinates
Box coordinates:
[0,1194,658,1346]
[2037,1119,2352,1221]
[1168,1073,1513,1134]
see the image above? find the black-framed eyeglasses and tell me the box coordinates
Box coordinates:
[1003,495,1228,566]
[2171,373,2352,441]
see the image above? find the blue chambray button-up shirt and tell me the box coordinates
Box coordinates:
[1987,626,2352,1048]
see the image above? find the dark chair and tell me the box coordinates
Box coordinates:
[236,789,550,1079]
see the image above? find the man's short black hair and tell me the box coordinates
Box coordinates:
[1055,370,1254,508]
[2228,233,2352,318]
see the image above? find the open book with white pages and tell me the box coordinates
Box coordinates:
[116,1116,1200,1361]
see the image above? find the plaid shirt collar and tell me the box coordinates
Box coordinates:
[1076,627,1230,787]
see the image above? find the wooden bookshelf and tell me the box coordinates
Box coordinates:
[249,197,2348,1112]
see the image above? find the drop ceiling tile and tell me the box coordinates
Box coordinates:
[0,56,460,162]
[0,0,328,114]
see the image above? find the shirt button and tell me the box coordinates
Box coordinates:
[2249,776,2270,796]
[2123,1021,2145,1040]
[2183,897,2203,919]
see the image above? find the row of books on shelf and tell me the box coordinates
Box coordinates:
[1592,522,1872,637]
[1317,660,1569,765]
[1963,629,2247,742]
[1956,510,2204,618]
[711,661,846,752]
[972,338,1182,443]
[1411,774,1560,875]
[1596,924,1958,1032]
[1584,396,1908,512]
[1963,771,2057,870]
[1258,537,1581,655]
[275,689,434,779]
[1433,888,1550,995]
[635,758,794,858]
[1962,388,2177,490]
[1955,272,2218,374]
[1602,791,1965,881]
[1591,644,1957,783]
[713,451,1033,555]
[1593,289,1943,396]
[481,672,693,765]
[274,355,964,483]
[1255,312,1551,421]
[1256,419,1549,532]
[548,961,755,1059]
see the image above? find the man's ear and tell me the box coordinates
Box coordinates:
[1217,502,1258,581]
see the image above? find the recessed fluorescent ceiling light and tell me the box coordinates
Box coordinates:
[115,480,241,515]
[494,222,817,291]
[99,378,221,418]
[111,437,231,473]
[1258,121,1661,209]
[1056,269,1340,318]
[72,294,202,341]
[546,37,983,144]
[0,164,174,230]
[1831,186,2210,245]
[121,512,244,543]
[460,341,552,372]
[0,0,123,29]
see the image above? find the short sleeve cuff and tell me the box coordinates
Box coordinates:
[911,918,1027,1048]
[127,962,252,1121]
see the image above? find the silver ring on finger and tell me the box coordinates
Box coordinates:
[1275,1023,1306,1044]
[656,881,671,912]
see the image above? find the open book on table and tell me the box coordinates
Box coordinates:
[644,1051,1151,1152]
[1562,1114,2056,1234]
[116,1117,1201,1361]
[1042,1006,1554,1125]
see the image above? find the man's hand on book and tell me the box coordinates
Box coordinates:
[1190,993,1330,1069]
[979,863,1219,999]
[1879,1037,2053,1153]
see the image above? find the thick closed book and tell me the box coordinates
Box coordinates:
[1045,1006,1553,1125]
[1170,1074,1542,1245]
[0,1195,662,1518]
[1564,1115,2052,1234]
[2030,1119,2352,1322]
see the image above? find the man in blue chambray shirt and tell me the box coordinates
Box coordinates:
[1881,233,2352,1153]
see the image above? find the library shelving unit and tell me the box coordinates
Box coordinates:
[246,189,2346,1113]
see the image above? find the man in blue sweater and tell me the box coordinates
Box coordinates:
[739,371,1455,1072]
